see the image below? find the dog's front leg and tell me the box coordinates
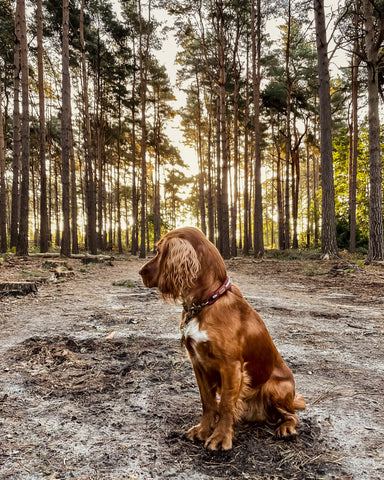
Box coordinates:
[204,361,242,451]
[187,363,218,442]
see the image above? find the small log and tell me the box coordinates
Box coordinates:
[0,281,38,296]
[42,260,68,270]
[80,255,114,265]
[51,266,75,278]
[28,253,61,258]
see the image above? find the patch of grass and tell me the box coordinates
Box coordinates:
[112,279,136,288]
[302,263,318,276]
[266,248,322,261]
[20,270,46,278]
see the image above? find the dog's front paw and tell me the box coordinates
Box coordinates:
[275,421,298,438]
[187,423,212,442]
[204,428,233,450]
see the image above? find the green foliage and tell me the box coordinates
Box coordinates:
[267,249,322,261]
[336,216,368,252]
[262,82,287,113]
[112,279,135,288]
[0,0,14,89]
[333,124,371,241]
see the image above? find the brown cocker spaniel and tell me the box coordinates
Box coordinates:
[139,227,305,450]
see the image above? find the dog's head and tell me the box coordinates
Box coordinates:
[139,227,226,301]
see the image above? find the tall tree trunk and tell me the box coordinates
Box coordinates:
[80,0,97,254]
[11,0,21,249]
[364,0,384,262]
[291,120,304,249]
[349,45,360,253]
[153,92,161,247]
[217,0,230,259]
[206,96,214,244]
[70,120,78,254]
[272,118,285,250]
[243,47,250,255]
[37,0,49,253]
[305,119,311,247]
[60,0,71,257]
[242,45,251,254]
[231,52,240,257]
[230,12,242,256]
[0,79,7,253]
[284,0,292,250]
[96,102,104,250]
[251,0,264,257]
[139,0,150,258]
[196,72,206,236]
[313,153,320,247]
[117,98,123,253]
[54,154,60,247]
[16,0,29,256]
[107,164,113,250]
[314,0,338,258]
[131,44,138,254]
[215,96,222,253]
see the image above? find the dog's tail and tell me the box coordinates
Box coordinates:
[294,393,306,410]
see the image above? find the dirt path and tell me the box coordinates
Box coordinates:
[0,256,383,480]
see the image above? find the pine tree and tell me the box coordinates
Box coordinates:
[60,0,71,256]
[363,0,384,262]
[314,0,338,258]
[16,0,29,256]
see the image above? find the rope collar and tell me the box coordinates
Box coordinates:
[182,277,232,326]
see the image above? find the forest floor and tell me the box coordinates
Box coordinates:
[0,252,383,480]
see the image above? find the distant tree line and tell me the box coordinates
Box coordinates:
[0,0,383,262]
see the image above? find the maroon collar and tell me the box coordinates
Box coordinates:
[203,277,232,305]
[182,277,232,325]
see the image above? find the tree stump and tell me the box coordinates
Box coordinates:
[0,282,38,296]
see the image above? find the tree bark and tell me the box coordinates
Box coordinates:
[206,95,214,244]
[117,98,123,254]
[131,39,138,255]
[284,0,292,250]
[349,48,359,253]
[363,0,384,262]
[217,0,230,259]
[37,0,49,253]
[314,0,338,258]
[251,0,264,257]
[0,79,7,253]
[139,0,150,258]
[70,119,78,254]
[153,87,161,247]
[243,46,250,255]
[272,118,285,250]
[11,0,21,249]
[80,0,97,254]
[215,96,222,253]
[60,0,71,257]
[16,0,30,256]
[196,72,207,236]
[230,17,241,257]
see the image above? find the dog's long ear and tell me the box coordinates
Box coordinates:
[158,237,200,300]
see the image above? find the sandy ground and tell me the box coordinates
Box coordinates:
[0,254,383,480]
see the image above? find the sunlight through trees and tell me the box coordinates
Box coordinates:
[0,0,383,261]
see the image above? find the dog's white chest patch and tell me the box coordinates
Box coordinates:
[182,318,209,343]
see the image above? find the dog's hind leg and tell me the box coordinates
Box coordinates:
[262,378,306,437]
